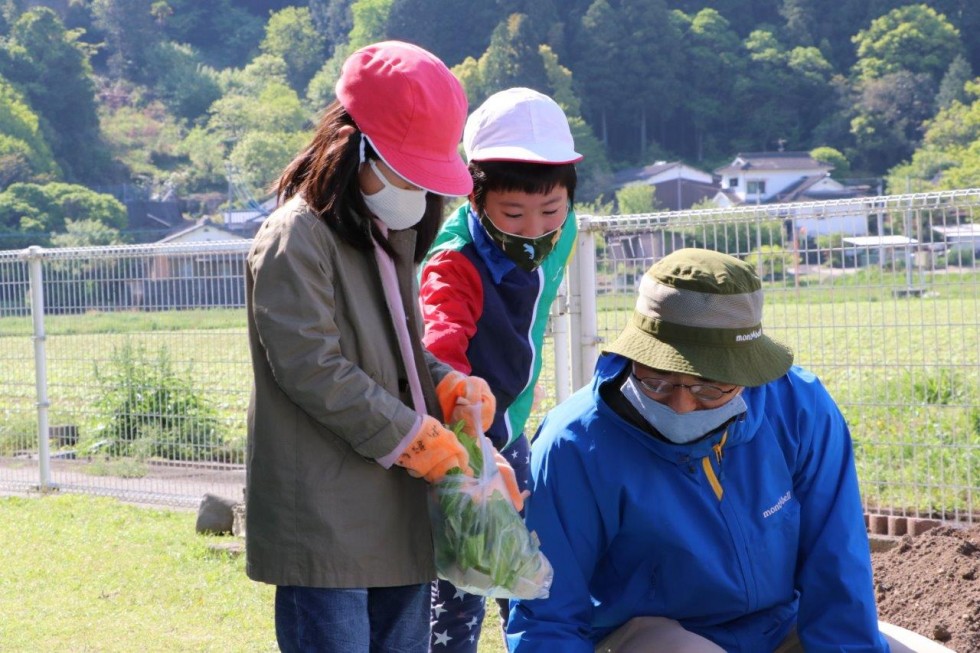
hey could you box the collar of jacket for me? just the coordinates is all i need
[592,353,762,464]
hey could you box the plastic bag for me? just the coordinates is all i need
[428,421,553,600]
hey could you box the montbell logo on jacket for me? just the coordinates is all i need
[420,204,576,450]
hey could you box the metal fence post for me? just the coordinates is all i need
[576,216,600,388]
[25,246,52,491]
[551,277,571,405]
[567,222,583,390]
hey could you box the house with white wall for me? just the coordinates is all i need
[714,151,837,205]
[713,151,871,239]
[221,195,277,237]
[932,224,980,253]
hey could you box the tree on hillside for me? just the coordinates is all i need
[0,76,59,184]
[887,79,980,192]
[303,0,394,112]
[478,14,551,101]
[852,4,962,83]
[347,0,394,51]
[936,54,973,111]
[618,0,683,160]
[309,0,354,57]
[732,29,834,153]
[839,5,964,174]
[574,0,619,149]
[154,0,264,70]
[616,183,660,214]
[386,0,503,67]
[539,44,610,201]
[0,182,126,246]
[509,0,565,53]
[144,42,221,123]
[91,0,162,82]
[775,0,902,71]
[810,146,851,179]
[675,8,745,161]
[539,45,581,118]
[668,0,782,39]
[50,218,122,247]
[574,0,683,163]
[779,0,819,46]
[98,97,185,193]
[929,0,980,74]
[200,54,312,193]
[451,14,552,108]
[0,8,112,183]
[850,70,937,173]
[260,7,325,93]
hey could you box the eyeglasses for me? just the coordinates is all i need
[632,373,739,401]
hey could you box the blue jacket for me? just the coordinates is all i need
[507,353,888,653]
[420,204,576,449]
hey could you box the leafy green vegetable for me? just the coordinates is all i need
[429,426,552,599]
[450,420,483,476]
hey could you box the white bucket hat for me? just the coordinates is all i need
[463,87,583,164]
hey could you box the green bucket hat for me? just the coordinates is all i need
[603,248,793,387]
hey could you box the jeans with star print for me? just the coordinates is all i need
[428,434,532,652]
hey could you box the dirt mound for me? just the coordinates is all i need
[873,525,980,652]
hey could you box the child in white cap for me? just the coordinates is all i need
[245,40,518,653]
[419,87,584,652]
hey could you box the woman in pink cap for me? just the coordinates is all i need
[244,40,518,652]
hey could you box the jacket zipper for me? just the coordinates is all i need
[701,430,728,500]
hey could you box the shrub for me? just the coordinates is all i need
[945,247,976,267]
[92,341,224,461]
[909,368,969,405]
[746,244,796,281]
[0,412,34,455]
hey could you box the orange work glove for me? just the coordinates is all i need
[436,371,496,436]
[395,415,472,483]
[492,449,525,512]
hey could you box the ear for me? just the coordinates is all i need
[468,194,478,213]
[337,124,356,138]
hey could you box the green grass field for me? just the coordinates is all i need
[0,494,508,653]
[1,269,978,514]
[0,269,977,650]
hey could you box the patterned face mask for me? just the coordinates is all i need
[478,211,565,272]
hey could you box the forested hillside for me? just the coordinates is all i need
[1,0,978,246]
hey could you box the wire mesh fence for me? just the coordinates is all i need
[0,242,252,508]
[564,189,980,523]
[1,189,978,519]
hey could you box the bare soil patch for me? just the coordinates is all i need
[873,525,980,652]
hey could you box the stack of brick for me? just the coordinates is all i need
[865,513,942,553]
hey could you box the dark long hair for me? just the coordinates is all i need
[275,100,445,263]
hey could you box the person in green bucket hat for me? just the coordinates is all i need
[506,248,943,652]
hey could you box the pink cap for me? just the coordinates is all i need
[336,41,473,196]
[463,87,583,164]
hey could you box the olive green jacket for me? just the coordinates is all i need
[245,196,452,587]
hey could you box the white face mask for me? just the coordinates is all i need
[362,159,427,230]
[621,374,747,444]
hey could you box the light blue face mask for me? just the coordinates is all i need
[621,374,747,444]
